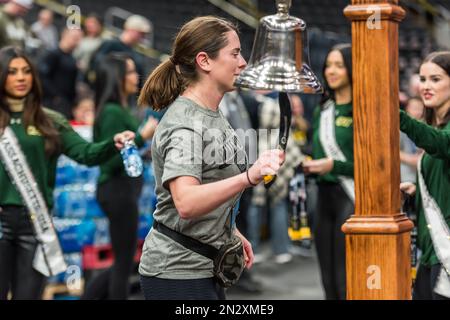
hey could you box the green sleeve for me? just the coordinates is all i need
[97,106,129,139]
[98,104,144,147]
[47,109,117,166]
[331,160,354,177]
[400,110,450,160]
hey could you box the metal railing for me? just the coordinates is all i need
[206,0,260,28]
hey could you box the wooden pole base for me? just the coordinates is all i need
[343,215,414,299]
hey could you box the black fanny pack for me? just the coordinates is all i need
[153,220,245,288]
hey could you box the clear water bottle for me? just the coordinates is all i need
[121,140,143,177]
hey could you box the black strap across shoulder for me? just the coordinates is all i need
[153,220,219,261]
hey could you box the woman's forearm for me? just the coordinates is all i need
[400,110,450,159]
[171,172,250,219]
[399,151,420,167]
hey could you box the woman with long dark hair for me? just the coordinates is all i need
[82,53,157,300]
[400,51,450,300]
[0,46,134,300]
[303,43,354,300]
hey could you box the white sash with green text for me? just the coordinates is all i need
[0,126,67,277]
[417,155,450,297]
[319,100,355,202]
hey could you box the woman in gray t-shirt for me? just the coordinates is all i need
[137,16,284,300]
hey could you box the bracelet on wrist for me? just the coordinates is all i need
[246,170,258,187]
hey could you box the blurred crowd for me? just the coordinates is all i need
[0,0,442,299]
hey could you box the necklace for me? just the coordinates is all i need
[186,90,216,111]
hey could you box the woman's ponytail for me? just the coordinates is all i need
[138,59,182,111]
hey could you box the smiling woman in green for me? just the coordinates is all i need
[400,51,450,300]
[303,44,354,300]
[0,46,134,300]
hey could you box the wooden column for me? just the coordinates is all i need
[342,0,414,299]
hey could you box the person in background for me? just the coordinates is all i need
[81,52,157,300]
[288,93,317,245]
[0,0,36,51]
[87,14,151,88]
[408,74,421,99]
[74,13,105,75]
[303,44,354,300]
[247,92,303,265]
[400,96,424,183]
[31,9,58,52]
[71,96,95,127]
[290,94,310,149]
[39,28,83,119]
[219,91,262,293]
[0,46,134,300]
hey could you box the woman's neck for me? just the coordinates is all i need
[7,97,26,112]
[182,83,223,111]
[120,92,129,108]
[435,100,450,126]
[334,85,352,105]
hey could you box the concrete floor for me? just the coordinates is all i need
[227,243,324,300]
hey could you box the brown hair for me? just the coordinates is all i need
[0,46,60,156]
[138,16,238,111]
[421,51,450,128]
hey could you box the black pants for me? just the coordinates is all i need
[0,205,46,300]
[140,275,226,300]
[82,175,143,300]
[413,263,450,300]
[314,183,354,300]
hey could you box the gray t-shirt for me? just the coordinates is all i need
[139,96,247,279]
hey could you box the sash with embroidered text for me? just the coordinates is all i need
[0,126,67,276]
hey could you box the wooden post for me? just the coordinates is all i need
[342,0,414,299]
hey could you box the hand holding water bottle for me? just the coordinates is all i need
[121,139,144,177]
[113,130,136,150]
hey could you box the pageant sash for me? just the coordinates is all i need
[0,127,67,276]
[319,100,355,202]
[417,155,450,297]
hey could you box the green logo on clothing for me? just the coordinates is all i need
[335,116,353,128]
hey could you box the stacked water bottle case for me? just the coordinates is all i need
[48,125,156,290]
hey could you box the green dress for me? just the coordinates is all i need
[400,110,450,266]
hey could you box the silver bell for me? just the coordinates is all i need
[235,0,323,93]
